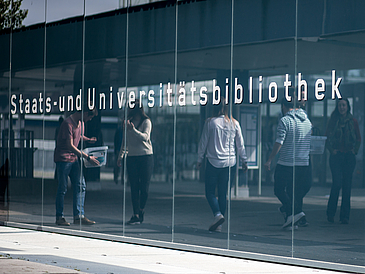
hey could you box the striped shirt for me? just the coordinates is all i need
[276,109,312,166]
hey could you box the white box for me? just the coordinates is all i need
[83,146,108,168]
[310,136,327,154]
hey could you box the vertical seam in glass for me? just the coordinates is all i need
[227,0,235,250]
[41,0,48,228]
[172,0,179,243]
[7,0,13,211]
[258,106,262,196]
[78,0,86,230]
[292,0,299,257]
[123,0,130,237]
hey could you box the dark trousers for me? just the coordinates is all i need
[274,164,311,216]
[205,161,230,217]
[0,159,9,208]
[126,155,154,215]
[327,152,356,221]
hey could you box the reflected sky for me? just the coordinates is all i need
[20,0,155,26]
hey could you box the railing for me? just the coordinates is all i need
[0,130,36,178]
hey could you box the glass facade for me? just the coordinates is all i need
[1,0,364,272]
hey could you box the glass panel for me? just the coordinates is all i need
[0,16,11,225]
[173,1,233,249]
[5,1,46,227]
[1,1,364,271]
[121,2,176,241]
[78,2,128,234]
[294,0,365,266]
[45,0,85,229]
[230,0,297,257]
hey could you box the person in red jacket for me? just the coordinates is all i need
[54,108,99,226]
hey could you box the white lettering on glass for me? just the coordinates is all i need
[8,70,343,114]
[315,79,325,101]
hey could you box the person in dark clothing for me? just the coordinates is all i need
[54,116,64,180]
[0,159,9,222]
[326,98,361,224]
[118,100,153,225]
[114,123,124,184]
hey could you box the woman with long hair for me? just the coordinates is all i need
[118,99,154,225]
[197,97,248,232]
[326,98,361,224]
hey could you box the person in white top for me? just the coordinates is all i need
[197,98,248,232]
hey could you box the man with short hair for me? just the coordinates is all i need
[54,108,99,226]
[265,98,312,229]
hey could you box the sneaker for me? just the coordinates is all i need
[209,214,225,232]
[74,216,96,225]
[296,216,309,227]
[282,212,305,228]
[126,215,141,225]
[327,216,334,223]
[284,224,298,231]
[215,225,222,232]
[56,217,70,226]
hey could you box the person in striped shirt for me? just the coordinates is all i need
[265,98,312,229]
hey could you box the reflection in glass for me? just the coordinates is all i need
[293,0,365,266]
[1,0,364,271]
[325,98,361,225]
[118,1,176,242]
[119,99,154,225]
[54,108,98,226]
[197,98,248,233]
[264,98,312,231]
[173,0,234,249]
[41,0,86,229]
[5,2,46,226]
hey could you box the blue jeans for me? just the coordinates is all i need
[327,152,356,221]
[205,161,230,217]
[55,161,85,218]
